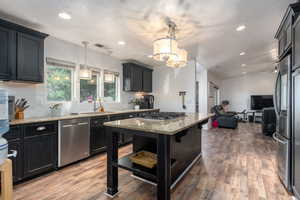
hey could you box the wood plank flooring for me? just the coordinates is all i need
[13,123,292,200]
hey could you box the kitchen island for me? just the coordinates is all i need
[104,113,213,200]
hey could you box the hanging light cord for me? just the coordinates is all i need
[167,21,177,39]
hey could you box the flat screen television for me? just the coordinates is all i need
[250,95,274,110]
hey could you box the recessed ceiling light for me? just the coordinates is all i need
[240,52,246,56]
[236,25,246,32]
[242,71,247,74]
[118,41,126,45]
[241,64,247,67]
[58,12,72,20]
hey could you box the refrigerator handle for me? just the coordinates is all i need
[273,132,288,144]
[294,68,300,76]
[273,72,280,117]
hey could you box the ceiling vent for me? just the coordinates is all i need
[94,43,105,48]
[94,43,112,55]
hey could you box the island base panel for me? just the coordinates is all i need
[132,125,202,184]
[106,128,119,197]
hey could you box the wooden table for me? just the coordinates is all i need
[0,159,13,200]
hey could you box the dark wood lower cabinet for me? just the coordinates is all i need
[23,133,57,178]
[90,117,108,155]
[4,122,58,183]
[5,112,158,184]
[7,141,23,182]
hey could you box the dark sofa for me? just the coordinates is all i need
[211,105,238,129]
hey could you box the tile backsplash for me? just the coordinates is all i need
[1,81,132,118]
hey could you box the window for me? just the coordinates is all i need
[47,65,73,102]
[80,72,100,102]
[103,71,119,102]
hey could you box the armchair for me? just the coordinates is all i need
[211,105,238,129]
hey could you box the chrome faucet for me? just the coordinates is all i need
[93,98,100,112]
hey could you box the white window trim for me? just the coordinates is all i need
[103,70,120,103]
[79,70,101,103]
[46,64,75,103]
[45,59,121,104]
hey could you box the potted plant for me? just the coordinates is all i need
[129,98,142,110]
[49,103,62,117]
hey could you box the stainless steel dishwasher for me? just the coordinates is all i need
[58,118,90,167]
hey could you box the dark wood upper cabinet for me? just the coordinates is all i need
[17,32,44,82]
[0,18,48,83]
[132,65,143,91]
[0,26,16,80]
[142,68,153,93]
[123,62,153,92]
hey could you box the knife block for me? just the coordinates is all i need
[15,111,24,120]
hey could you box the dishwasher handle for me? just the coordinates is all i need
[62,124,74,128]
[77,122,89,126]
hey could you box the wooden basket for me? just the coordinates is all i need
[129,151,157,169]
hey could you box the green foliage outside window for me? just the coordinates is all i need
[47,66,72,101]
[104,74,118,102]
[80,74,98,102]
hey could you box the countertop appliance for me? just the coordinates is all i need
[273,54,291,191]
[58,118,90,167]
[140,95,154,109]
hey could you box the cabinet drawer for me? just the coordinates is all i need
[24,122,57,137]
[91,117,109,127]
[4,126,22,142]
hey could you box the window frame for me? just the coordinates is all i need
[46,64,75,103]
[45,59,121,104]
[103,71,120,103]
[79,70,101,103]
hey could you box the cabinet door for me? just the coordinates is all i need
[0,26,16,80]
[17,32,44,82]
[143,69,153,92]
[123,64,132,91]
[23,134,57,178]
[8,141,23,182]
[132,65,143,91]
[90,119,107,154]
[294,18,300,70]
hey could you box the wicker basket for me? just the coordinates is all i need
[129,151,157,168]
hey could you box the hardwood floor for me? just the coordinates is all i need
[13,123,292,200]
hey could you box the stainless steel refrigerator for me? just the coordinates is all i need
[273,54,291,192]
[292,61,300,198]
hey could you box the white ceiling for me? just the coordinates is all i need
[0,0,295,79]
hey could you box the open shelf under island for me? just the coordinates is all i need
[104,113,214,200]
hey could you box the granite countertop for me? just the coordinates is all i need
[104,113,214,135]
[10,109,159,125]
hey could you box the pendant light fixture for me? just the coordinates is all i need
[80,41,92,80]
[153,21,178,62]
[152,19,188,67]
[166,48,188,68]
